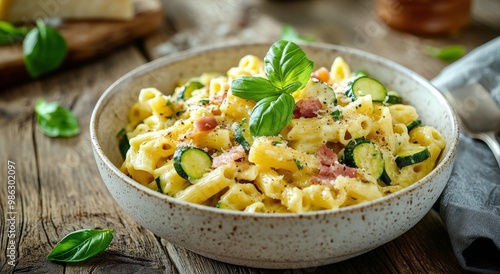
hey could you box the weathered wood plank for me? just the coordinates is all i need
[0,46,177,274]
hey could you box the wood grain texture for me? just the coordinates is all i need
[1,0,499,273]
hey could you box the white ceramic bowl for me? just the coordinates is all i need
[90,42,459,269]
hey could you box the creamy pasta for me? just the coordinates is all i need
[119,49,445,213]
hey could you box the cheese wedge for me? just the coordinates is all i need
[0,0,134,22]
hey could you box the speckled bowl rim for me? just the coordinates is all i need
[90,41,459,220]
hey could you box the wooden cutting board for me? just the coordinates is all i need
[0,0,164,89]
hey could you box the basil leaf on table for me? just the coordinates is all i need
[249,93,295,136]
[35,99,80,137]
[48,229,115,262]
[0,21,30,45]
[424,45,466,63]
[230,40,314,137]
[280,24,315,44]
[23,18,68,78]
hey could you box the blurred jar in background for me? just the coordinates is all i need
[376,0,472,36]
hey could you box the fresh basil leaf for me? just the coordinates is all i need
[0,21,30,45]
[35,99,80,137]
[249,93,295,136]
[264,40,314,92]
[280,24,315,43]
[23,19,68,78]
[47,228,114,262]
[231,76,280,101]
[424,45,465,62]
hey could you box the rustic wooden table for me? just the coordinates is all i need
[1,0,499,273]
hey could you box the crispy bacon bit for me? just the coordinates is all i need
[211,146,246,168]
[194,116,217,131]
[311,67,330,83]
[293,98,322,118]
[311,145,357,183]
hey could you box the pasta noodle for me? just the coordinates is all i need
[119,51,446,213]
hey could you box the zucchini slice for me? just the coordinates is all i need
[173,146,212,181]
[395,146,430,168]
[235,119,253,151]
[380,169,392,185]
[177,81,204,101]
[117,128,130,159]
[155,177,163,193]
[385,91,403,105]
[346,76,387,102]
[406,119,421,132]
[343,138,384,179]
[353,69,369,78]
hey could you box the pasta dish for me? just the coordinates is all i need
[118,41,445,213]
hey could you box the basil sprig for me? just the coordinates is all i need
[231,40,314,136]
[48,228,114,262]
[35,99,80,137]
[23,19,68,78]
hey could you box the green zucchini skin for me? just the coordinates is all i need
[380,170,392,185]
[395,146,430,168]
[235,119,253,151]
[385,91,403,105]
[406,120,422,132]
[155,177,163,193]
[345,76,387,102]
[343,137,385,179]
[177,81,204,101]
[173,146,212,181]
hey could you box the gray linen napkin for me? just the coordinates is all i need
[431,36,500,274]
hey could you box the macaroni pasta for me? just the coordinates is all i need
[120,54,446,213]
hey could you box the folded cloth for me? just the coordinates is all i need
[431,36,500,274]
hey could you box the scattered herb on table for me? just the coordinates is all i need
[280,24,315,43]
[48,228,115,263]
[35,99,80,137]
[0,21,30,45]
[231,40,314,136]
[23,18,68,78]
[424,45,466,62]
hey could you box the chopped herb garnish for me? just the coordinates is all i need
[294,159,304,170]
[330,109,343,121]
[199,99,210,105]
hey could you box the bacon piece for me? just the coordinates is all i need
[311,145,357,183]
[194,116,217,131]
[211,146,246,168]
[294,98,322,118]
[318,145,338,166]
